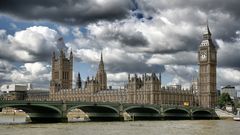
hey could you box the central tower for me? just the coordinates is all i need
[198,24,217,108]
[50,49,73,93]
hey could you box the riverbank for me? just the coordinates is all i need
[215,109,234,119]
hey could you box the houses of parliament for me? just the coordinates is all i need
[49,25,217,108]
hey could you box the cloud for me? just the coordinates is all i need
[216,32,240,68]
[57,25,70,35]
[0,60,14,73]
[9,62,51,88]
[0,60,15,83]
[10,23,17,30]
[164,65,198,88]
[88,21,149,47]
[217,67,240,89]
[0,26,61,62]
[1,0,240,89]
[71,47,165,74]
[0,60,51,88]
[163,65,240,90]
[107,72,128,88]
[0,0,135,25]
[147,51,197,65]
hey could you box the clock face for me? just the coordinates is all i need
[200,50,207,61]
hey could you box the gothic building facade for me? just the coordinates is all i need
[48,24,217,108]
[127,73,193,105]
[49,50,193,106]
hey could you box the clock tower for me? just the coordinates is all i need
[198,24,217,108]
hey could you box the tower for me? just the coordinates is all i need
[96,52,107,90]
[50,49,73,93]
[76,72,82,89]
[198,23,217,108]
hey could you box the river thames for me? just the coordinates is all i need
[0,116,239,135]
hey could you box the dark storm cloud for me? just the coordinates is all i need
[216,39,240,68]
[107,61,165,74]
[105,30,149,47]
[139,0,240,41]
[0,0,135,25]
[139,0,240,16]
[0,61,14,73]
[145,35,201,54]
[118,31,148,47]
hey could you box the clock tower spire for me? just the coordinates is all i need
[198,23,217,108]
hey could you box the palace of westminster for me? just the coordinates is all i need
[30,25,217,108]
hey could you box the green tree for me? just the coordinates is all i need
[218,93,234,108]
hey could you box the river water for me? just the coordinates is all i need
[0,115,240,135]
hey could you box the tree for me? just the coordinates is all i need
[218,93,234,108]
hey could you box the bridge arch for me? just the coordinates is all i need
[67,105,119,121]
[124,106,160,120]
[192,110,212,119]
[67,104,119,113]
[124,106,160,114]
[163,108,190,119]
[0,104,61,114]
[0,104,63,123]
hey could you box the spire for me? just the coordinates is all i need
[203,19,212,40]
[159,72,162,88]
[76,72,82,89]
[159,72,161,82]
[70,49,73,59]
[96,51,107,90]
[98,51,104,69]
[60,48,65,57]
[101,51,103,62]
[52,51,55,59]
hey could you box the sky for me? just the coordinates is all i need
[0,0,239,90]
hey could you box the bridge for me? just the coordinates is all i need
[0,100,218,123]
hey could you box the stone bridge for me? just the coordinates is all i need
[0,100,218,123]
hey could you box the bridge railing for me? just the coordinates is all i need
[0,98,201,108]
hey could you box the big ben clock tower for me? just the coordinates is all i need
[198,24,217,108]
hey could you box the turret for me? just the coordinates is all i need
[60,48,65,58]
[76,72,82,89]
[70,50,73,61]
[52,51,55,60]
[159,72,162,88]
